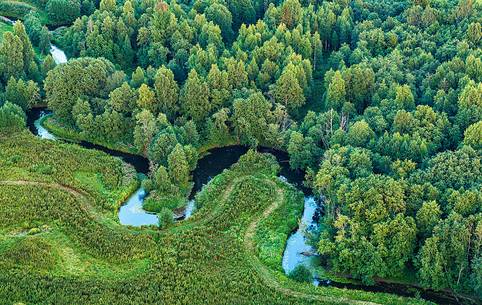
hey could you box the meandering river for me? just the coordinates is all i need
[24,54,468,305]
[27,108,467,305]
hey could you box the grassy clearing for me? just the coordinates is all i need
[0,132,429,304]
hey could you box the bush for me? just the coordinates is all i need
[157,207,174,229]
[0,101,26,132]
[46,0,80,25]
[288,265,312,283]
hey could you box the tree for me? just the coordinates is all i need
[148,131,178,165]
[232,92,273,146]
[167,144,189,188]
[38,27,51,55]
[463,121,482,150]
[280,0,302,29]
[346,120,374,147]
[137,84,157,113]
[456,81,482,131]
[418,213,477,292]
[5,78,39,110]
[46,0,81,25]
[272,65,305,112]
[416,201,442,237]
[226,58,248,89]
[0,102,26,132]
[343,64,375,112]
[327,71,346,111]
[154,66,179,119]
[134,110,157,155]
[154,165,172,193]
[42,55,56,78]
[205,3,234,42]
[45,57,117,123]
[13,21,35,76]
[207,64,230,112]
[158,207,174,229]
[0,32,24,82]
[109,82,137,113]
[99,0,116,12]
[131,67,145,88]
[287,131,319,170]
[395,84,415,110]
[467,22,481,46]
[180,69,210,123]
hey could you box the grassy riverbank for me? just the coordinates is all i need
[0,132,428,304]
[0,0,51,25]
[42,114,141,155]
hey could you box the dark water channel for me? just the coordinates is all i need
[26,109,472,305]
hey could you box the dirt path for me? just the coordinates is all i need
[243,180,381,305]
[0,180,107,224]
[1,178,380,304]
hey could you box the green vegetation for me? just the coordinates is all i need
[0,19,12,40]
[0,0,481,302]
[0,0,84,26]
[0,136,427,304]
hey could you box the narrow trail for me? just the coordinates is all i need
[243,180,381,305]
[1,178,381,304]
[0,180,110,224]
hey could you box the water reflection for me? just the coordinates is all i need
[282,196,320,275]
[118,188,158,226]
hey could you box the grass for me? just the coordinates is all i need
[0,131,430,304]
[0,0,50,24]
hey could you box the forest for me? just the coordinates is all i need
[0,0,480,304]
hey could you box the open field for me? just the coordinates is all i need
[0,132,427,304]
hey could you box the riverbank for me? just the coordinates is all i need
[29,109,477,304]
[42,114,141,156]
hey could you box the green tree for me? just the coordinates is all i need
[137,84,157,113]
[134,109,157,155]
[395,84,415,110]
[207,64,230,111]
[108,82,137,113]
[327,70,346,111]
[46,0,81,25]
[180,69,210,123]
[0,32,24,81]
[463,121,482,150]
[346,120,374,147]
[45,57,117,123]
[131,67,145,88]
[232,92,273,146]
[0,102,26,132]
[280,0,302,29]
[167,144,190,188]
[5,78,39,110]
[154,165,172,193]
[416,201,442,237]
[158,207,174,229]
[272,65,305,112]
[154,66,179,119]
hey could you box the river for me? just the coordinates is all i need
[24,51,471,305]
[26,106,470,305]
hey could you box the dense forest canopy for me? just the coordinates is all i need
[0,0,481,302]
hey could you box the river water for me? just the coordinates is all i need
[25,63,469,305]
